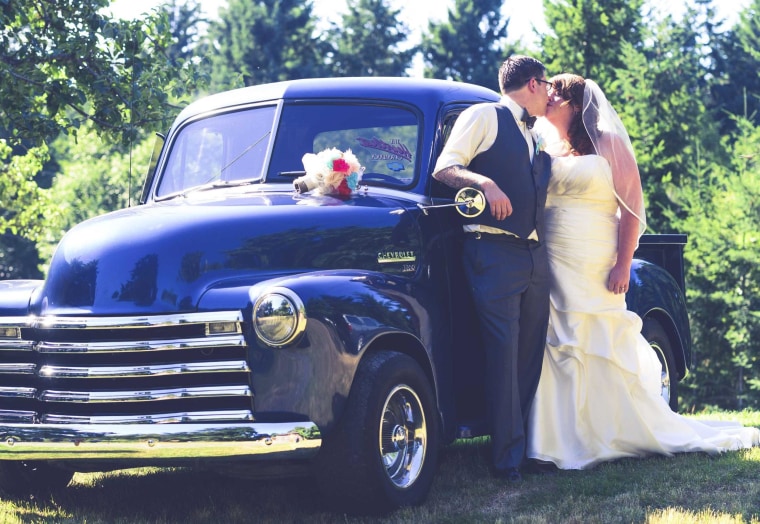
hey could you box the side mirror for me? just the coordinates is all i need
[417,187,486,218]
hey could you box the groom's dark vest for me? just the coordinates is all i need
[468,104,550,241]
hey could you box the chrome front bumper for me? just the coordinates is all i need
[0,422,321,461]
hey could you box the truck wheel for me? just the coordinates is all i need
[0,461,74,495]
[315,351,438,515]
[642,317,679,412]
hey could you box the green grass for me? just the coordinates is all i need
[0,410,758,523]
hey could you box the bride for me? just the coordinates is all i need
[526,73,760,470]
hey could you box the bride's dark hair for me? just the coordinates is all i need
[551,74,595,155]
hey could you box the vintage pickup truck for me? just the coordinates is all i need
[0,77,690,513]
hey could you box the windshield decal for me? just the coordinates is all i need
[356,137,412,163]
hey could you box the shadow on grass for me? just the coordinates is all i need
[1,436,758,523]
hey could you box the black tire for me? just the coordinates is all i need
[314,351,439,515]
[0,461,74,495]
[642,317,679,412]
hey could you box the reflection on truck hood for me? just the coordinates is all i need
[37,190,422,315]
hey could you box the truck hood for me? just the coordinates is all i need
[37,189,422,315]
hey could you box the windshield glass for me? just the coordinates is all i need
[156,105,276,197]
[155,102,419,197]
[267,103,419,187]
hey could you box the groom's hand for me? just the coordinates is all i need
[481,180,513,220]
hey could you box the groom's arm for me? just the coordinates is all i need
[433,105,512,220]
[433,166,512,220]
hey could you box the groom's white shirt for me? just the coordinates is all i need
[433,95,538,240]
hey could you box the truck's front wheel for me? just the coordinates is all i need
[315,351,438,515]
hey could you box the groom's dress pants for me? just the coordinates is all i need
[462,233,550,471]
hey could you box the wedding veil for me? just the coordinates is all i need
[582,80,647,237]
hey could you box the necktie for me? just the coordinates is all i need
[521,108,536,129]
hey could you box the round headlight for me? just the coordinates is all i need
[252,288,306,347]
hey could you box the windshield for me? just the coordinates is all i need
[268,103,419,187]
[156,102,419,197]
[156,105,276,197]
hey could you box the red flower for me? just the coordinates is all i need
[332,158,350,173]
[336,179,351,196]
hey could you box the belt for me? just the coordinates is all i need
[466,231,538,245]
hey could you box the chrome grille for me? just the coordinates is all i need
[0,312,252,424]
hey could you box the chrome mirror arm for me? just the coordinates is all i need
[416,187,486,218]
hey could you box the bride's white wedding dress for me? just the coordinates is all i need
[526,154,760,470]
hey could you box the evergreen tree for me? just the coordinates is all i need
[664,118,760,409]
[207,0,330,90]
[420,0,512,90]
[326,0,415,77]
[540,0,644,88]
[164,0,208,66]
[710,0,760,132]
[612,8,723,231]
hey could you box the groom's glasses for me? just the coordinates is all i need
[533,78,554,92]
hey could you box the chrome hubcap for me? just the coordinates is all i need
[379,385,426,488]
[651,342,671,405]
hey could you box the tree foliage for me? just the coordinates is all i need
[420,0,512,90]
[0,141,59,243]
[207,0,329,90]
[612,8,724,231]
[0,0,206,146]
[165,0,209,66]
[710,0,760,132]
[325,0,415,77]
[541,0,644,87]
[664,118,760,409]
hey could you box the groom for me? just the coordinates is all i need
[432,55,552,481]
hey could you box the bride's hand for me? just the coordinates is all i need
[608,264,630,294]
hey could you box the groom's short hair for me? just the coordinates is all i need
[499,55,546,94]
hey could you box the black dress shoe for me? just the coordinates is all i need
[493,466,522,482]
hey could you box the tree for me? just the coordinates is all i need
[0,142,58,245]
[206,0,330,90]
[710,0,760,132]
[664,118,760,410]
[325,0,415,77]
[165,0,209,66]
[420,0,513,90]
[0,0,206,146]
[540,0,644,88]
[612,7,724,231]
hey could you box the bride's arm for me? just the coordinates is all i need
[608,208,639,294]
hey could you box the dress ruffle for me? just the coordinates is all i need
[527,155,759,470]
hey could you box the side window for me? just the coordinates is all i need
[431,108,467,199]
[440,111,462,148]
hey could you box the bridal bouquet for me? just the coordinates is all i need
[295,148,363,196]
